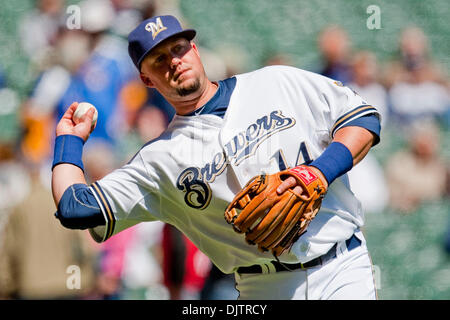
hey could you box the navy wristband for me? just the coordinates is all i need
[52,135,85,172]
[310,142,353,185]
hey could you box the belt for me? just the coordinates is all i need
[236,234,362,274]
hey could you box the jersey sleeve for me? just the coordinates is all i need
[339,114,381,146]
[318,78,381,139]
[88,152,160,243]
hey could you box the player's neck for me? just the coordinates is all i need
[171,80,219,116]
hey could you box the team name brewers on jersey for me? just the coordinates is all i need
[176,110,295,209]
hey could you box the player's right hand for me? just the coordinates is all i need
[56,102,96,142]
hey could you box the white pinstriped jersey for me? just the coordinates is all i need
[89,65,380,274]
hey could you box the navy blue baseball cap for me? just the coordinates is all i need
[128,15,196,71]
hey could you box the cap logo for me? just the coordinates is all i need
[145,17,168,40]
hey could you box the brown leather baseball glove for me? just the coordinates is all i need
[224,165,327,257]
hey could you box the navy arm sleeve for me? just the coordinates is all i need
[55,183,106,229]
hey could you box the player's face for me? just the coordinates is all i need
[140,37,206,100]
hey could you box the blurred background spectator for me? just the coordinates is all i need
[18,0,64,70]
[385,121,448,213]
[384,26,449,128]
[317,25,352,84]
[0,0,449,300]
[0,143,97,300]
[0,142,30,245]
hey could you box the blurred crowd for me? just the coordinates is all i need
[0,0,449,300]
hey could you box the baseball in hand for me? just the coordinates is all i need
[73,102,98,127]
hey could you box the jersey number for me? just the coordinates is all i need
[271,141,313,170]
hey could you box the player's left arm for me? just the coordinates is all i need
[278,72,382,194]
[333,125,375,167]
[277,118,379,194]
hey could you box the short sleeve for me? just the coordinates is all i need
[339,114,381,146]
[319,79,381,138]
[88,152,159,242]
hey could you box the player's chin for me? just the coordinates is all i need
[175,78,201,97]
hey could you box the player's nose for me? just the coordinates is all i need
[170,56,182,69]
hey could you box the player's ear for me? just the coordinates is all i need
[191,42,200,56]
[140,72,154,88]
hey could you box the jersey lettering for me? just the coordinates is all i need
[228,110,296,165]
[176,167,212,210]
[176,110,296,210]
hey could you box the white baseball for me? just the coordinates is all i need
[73,102,98,126]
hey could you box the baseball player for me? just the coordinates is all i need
[51,15,381,300]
